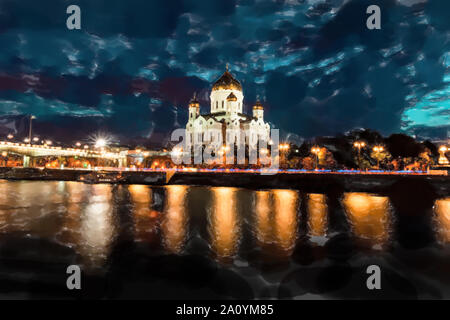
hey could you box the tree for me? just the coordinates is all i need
[385,134,423,158]
[301,156,315,170]
[288,157,301,169]
[418,149,434,170]
[370,149,391,169]
[318,148,337,169]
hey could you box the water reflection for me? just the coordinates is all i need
[208,187,240,261]
[77,184,116,270]
[129,185,160,244]
[253,190,299,256]
[342,192,392,246]
[434,198,450,244]
[272,190,299,253]
[306,193,328,237]
[0,181,69,236]
[254,191,271,246]
[0,180,448,283]
[161,185,188,253]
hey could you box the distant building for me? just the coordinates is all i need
[185,66,270,160]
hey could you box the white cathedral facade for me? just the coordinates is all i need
[185,66,271,160]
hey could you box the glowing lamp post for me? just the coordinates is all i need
[372,145,384,168]
[7,134,13,140]
[219,145,230,165]
[1,151,7,167]
[311,146,320,170]
[279,143,290,168]
[438,145,449,165]
[95,138,106,148]
[353,141,366,170]
[28,115,36,145]
[171,147,183,167]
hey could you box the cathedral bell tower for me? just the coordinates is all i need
[188,93,200,120]
[252,100,264,120]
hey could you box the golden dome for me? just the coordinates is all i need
[227,92,237,101]
[253,100,263,110]
[189,102,200,108]
[212,66,242,92]
[189,93,199,108]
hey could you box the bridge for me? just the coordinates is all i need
[0,141,128,167]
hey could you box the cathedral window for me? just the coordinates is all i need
[216,101,218,109]
[222,101,224,108]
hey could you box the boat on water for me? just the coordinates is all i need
[78,171,125,184]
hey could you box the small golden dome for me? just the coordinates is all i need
[227,92,237,101]
[189,93,200,108]
[253,100,263,110]
[212,66,242,92]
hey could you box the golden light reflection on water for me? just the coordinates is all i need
[209,187,240,260]
[0,181,118,270]
[161,185,188,253]
[307,193,328,237]
[342,193,392,245]
[129,185,160,244]
[76,184,116,269]
[254,191,271,245]
[272,190,299,253]
[0,181,72,236]
[434,198,450,244]
[253,190,299,256]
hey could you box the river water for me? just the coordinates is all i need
[0,180,448,299]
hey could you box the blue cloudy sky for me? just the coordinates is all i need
[0,0,448,145]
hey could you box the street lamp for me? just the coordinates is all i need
[95,138,106,148]
[279,143,290,168]
[311,146,320,170]
[372,145,384,168]
[75,142,81,147]
[353,141,366,169]
[28,115,36,144]
[7,134,13,140]
[438,145,449,165]
[171,147,183,157]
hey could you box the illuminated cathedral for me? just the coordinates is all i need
[185,66,270,156]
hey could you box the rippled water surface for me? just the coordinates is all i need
[0,180,448,299]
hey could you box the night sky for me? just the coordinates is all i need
[0,0,448,146]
